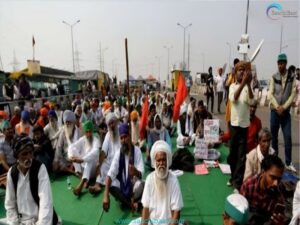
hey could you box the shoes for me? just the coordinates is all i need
[226,181,232,186]
[286,163,297,173]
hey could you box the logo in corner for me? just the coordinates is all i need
[266,3,283,20]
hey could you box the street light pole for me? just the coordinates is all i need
[226,42,232,70]
[62,19,80,73]
[164,45,173,82]
[177,22,192,70]
[202,53,205,72]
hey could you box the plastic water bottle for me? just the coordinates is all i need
[67,177,71,190]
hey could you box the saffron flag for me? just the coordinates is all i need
[32,36,35,46]
[139,95,149,140]
[173,72,188,122]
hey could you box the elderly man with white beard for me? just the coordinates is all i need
[44,110,62,151]
[129,140,184,225]
[102,123,144,211]
[53,110,81,175]
[88,112,120,194]
[68,120,100,195]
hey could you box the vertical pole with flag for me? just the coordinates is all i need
[173,72,188,123]
[32,35,35,61]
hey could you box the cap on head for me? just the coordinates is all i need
[277,53,287,62]
[119,123,129,136]
[21,111,30,121]
[83,120,94,134]
[224,193,249,225]
[150,140,172,169]
[48,109,57,118]
[12,134,34,158]
[63,110,76,123]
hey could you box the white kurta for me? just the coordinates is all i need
[68,135,100,180]
[107,145,144,188]
[96,132,121,185]
[136,172,183,225]
[5,164,53,225]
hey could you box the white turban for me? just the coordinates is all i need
[225,193,249,225]
[106,112,117,124]
[63,110,76,123]
[150,140,172,169]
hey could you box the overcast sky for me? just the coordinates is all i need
[0,0,298,81]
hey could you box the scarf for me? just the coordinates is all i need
[117,145,135,200]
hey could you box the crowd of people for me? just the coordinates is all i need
[0,53,299,225]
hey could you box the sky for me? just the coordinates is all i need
[0,0,299,82]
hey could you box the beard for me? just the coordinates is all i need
[109,127,119,143]
[85,135,93,149]
[18,158,32,169]
[155,166,167,199]
[64,124,75,141]
[50,120,58,130]
[121,144,129,155]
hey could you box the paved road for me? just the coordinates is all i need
[190,92,300,174]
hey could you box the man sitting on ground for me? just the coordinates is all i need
[53,110,81,175]
[32,125,55,172]
[102,123,144,211]
[68,120,100,195]
[244,128,275,181]
[223,193,249,225]
[88,112,120,194]
[3,134,59,224]
[146,114,171,167]
[129,140,184,225]
[240,155,286,225]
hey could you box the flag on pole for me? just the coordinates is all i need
[32,36,35,46]
[139,95,149,140]
[173,72,188,122]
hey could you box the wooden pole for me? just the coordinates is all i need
[125,38,131,130]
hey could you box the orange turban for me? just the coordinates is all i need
[40,107,48,117]
[130,110,139,121]
[0,111,7,119]
[103,101,111,112]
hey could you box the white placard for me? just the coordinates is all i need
[204,119,219,143]
[194,138,208,159]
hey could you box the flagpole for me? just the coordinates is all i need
[32,36,35,61]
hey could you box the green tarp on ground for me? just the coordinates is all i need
[0,142,233,225]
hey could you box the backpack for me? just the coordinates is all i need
[11,160,58,225]
[171,148,195,172]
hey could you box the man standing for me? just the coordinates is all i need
[206,67,214,113]
[215,68,225,113]
[68,121,100,195]
[102,123,144,211]
[240,155,286,225]
[4,134,57,224]
[227,61,254,190]
[129,140,183,225]
[268,53,296,172]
